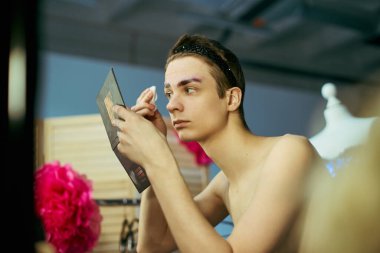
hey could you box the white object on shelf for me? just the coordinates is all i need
[309,83,377,160]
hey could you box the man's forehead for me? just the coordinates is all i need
[164,57,212,87]
[166,56,208,73]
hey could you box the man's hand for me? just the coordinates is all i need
[131,87,167,136]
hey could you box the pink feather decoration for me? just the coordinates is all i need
[34,161,102,253]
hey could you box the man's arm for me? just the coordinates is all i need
[137,187,176,253]
[137,171,229,253]
[144,157,234,253]
[227,135,317,252]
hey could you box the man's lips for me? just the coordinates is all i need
[172,120,190,129]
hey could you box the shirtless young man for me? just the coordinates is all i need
[112,34,320,253]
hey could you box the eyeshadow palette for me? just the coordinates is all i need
[96,68,150,193]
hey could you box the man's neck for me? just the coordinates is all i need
[199,123,261,183]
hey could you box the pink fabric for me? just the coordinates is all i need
[34,161,102,253]
[174,131,213,166]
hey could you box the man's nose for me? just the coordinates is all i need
[166,94,183,113]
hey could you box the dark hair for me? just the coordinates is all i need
[166,34,249,130]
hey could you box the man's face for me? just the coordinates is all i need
[164,56,228,142]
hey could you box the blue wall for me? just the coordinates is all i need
[36,51,323,237]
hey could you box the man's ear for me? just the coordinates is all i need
[226,87,242,112]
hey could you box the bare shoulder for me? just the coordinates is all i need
[274,134,316,157]
[226,135,319,252]
[266,134,318,175]
[278,133,312,147]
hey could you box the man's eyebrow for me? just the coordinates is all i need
[164,77,202,89]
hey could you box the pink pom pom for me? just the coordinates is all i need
[34,161,102,253]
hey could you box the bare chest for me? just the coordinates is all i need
[224,169,261,223]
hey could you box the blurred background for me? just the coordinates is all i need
[40,0,380,90]
[37,0,380,130]
[4,0,380,252]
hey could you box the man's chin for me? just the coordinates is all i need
[176,130,195,142]
[178,135,192,142]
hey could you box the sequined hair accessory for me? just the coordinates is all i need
[173,43,237,86]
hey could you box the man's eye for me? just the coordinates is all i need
[164,91,172,99]
[186,87,195,94]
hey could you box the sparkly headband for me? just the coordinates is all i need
[173,44,238,86]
